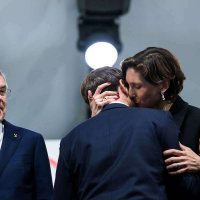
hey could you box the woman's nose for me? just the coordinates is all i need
[128,89,136,98]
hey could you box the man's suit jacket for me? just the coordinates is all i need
[54,103,196,200]
[0,120,53,200]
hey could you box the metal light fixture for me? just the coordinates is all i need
[77,0,131,69]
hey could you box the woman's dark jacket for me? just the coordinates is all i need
[170,95,200,154]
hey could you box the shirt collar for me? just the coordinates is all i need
[109,101,129,107]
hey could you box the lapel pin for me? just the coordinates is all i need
[13,133,18,138]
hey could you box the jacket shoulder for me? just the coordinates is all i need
[187,104,200,114]
[3,120,44,139]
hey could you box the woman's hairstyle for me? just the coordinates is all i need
[81,66,123,104]
[121,47,186,102]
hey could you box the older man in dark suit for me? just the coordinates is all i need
[0,71,53,200]
[53,67,198,200]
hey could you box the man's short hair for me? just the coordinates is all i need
[81,66,123,104]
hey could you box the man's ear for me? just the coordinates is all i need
[119,79,129,96]
[159,80,169,93]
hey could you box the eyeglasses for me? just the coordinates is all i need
[0,88,11,97]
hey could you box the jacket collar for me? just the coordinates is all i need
[101,97,189,129]
[0,120,22,176]
[170,96,189,128]
[101,103,128,112]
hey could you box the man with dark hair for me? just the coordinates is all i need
[81,67,123,105]
[53,66,197,200]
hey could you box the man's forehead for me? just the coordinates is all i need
[0,75,6,86]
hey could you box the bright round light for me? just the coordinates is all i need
[85,42,118,69]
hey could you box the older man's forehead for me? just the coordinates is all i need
[0,75,6,87]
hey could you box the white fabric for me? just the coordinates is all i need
[0,123,4,149]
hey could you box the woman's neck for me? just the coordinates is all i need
[159,101,173,111]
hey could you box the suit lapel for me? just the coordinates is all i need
[0,120,22,176]
[170,96,188,129]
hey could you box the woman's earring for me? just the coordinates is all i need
[161,91,165,101]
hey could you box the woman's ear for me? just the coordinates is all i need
[119,79,129,96]
[160,80,170,93]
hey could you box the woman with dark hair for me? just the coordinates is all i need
[89,47,200,175]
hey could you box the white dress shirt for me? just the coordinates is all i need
[0,123,4,149]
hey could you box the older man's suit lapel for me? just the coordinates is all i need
[0,120,22,176]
